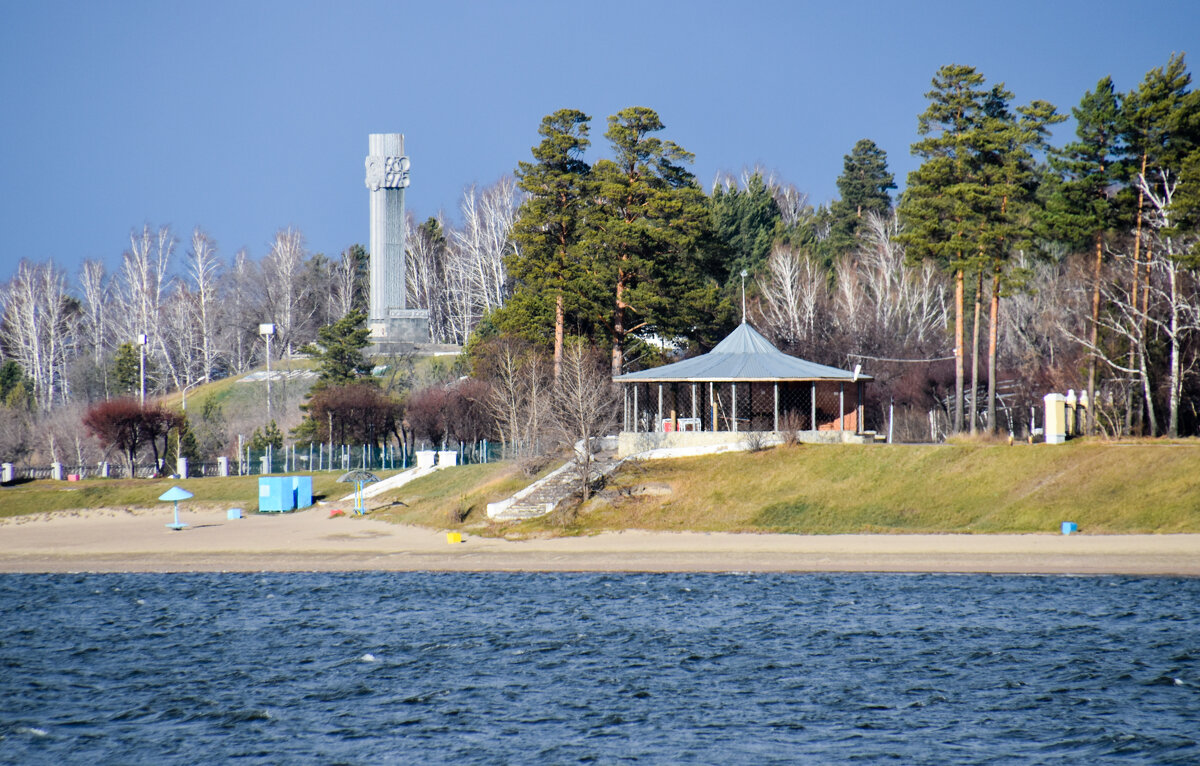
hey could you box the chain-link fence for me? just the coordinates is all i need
[2,440,501,482]
[623,381,863,433]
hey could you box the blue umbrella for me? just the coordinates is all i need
[159,486,194,530]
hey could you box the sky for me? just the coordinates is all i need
[1,0,1197,284]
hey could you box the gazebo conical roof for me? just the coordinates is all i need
[612,323,870,383]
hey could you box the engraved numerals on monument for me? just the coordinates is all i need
[364,155,411,192]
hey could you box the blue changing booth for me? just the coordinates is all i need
[292,475,313,509]
[258,476,294,513]
[258,475,313,513]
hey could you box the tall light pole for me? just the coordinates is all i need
[740,270,748,324]
[259,323,275,425]
[137,333,149,405]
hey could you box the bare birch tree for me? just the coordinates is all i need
[551,341,618,503]
[115,224,175,394]
[1,260,74,409]
[262,227,310,356]
[185,227,222,382]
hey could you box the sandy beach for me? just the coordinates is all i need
[0,506,1197,574]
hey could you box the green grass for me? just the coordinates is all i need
[372,461,551,531]
[0,471,384,518]
[6,440,1199,535]
[536,440,1200,535]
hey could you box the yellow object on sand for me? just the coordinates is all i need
[446,532,463,544]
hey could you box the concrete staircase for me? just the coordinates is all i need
[487,451,622,521]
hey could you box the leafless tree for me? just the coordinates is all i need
[406,212,450,342]
[551,341,618,502]
[444,178,521,342]
[262,227,311,356]
[1,260,75,409]
[221,248,262,373]
[486,341,551,461]
[185,227,223,382]
[1139,168,1200,437]
[757,243,823,346]
[78,259,110,368]
[114,224,175,395]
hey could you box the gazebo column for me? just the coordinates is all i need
[691,383,697,421]
[657,384,663,430]
[857,380,865,434]
[623,385,628,432]
[810,381,816,430]
[633,385,639,432]
[732,383,738,432]
[839,382,845,431]
[709,381,716,431]
[773,382,779,432]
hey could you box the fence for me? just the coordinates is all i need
[1,440,500,482]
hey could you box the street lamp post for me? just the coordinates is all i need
[259,324,275,426]
[137,333,149,405]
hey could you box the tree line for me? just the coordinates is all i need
[4,54,1200,472]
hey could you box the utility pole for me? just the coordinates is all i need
[259,323,275,426]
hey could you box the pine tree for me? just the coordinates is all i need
[898,64,993,433]
[507,109,594,378]
[583,107,726,378]
[828,139,896,254]
[300,308,374,390]
[709,171,782,279]
[1047,76,1124,433]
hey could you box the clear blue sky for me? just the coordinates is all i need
[1,0,1196,283]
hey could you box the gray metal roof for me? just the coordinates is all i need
[613,322,871,383]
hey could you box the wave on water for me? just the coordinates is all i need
[1,572,1198,764]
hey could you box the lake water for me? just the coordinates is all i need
[1,572,1198,764]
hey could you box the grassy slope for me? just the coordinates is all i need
[3,441,1197,535]
[551,441,1200,535]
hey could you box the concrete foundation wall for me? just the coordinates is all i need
[618,429,871,457]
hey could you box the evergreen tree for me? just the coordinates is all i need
[898,64,993,433]
[506,109,595,378]
[300,308,374,390]
[582,107,727,378]
[708,171,781,279]
[1048,76,1124,432]
[977,94,1064,432]
[828,139,896,253]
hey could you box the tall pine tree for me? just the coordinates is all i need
[1048,76,1124,433]
[508,109,594,379]
[898,64,993,433]
[583,107,725,378]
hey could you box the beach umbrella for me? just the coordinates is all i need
[159,486,194,530]
[336,470,379,515]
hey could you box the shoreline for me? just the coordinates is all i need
[1,507,1198,575]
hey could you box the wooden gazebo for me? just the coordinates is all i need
[613,322,871,436]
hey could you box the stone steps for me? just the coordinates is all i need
[488,454,621,521]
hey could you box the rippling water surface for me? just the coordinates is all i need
[1,572,1198,764]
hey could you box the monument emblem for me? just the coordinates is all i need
[365,133,429,349]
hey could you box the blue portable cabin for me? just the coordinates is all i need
[258,476,295,513]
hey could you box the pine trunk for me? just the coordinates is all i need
[554,292,564,381]
[954,269,964,434]
[611,273,626,381]
[970,270,982,435]
[987,270,1000,434]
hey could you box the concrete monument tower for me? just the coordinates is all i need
[365,133,429,349]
